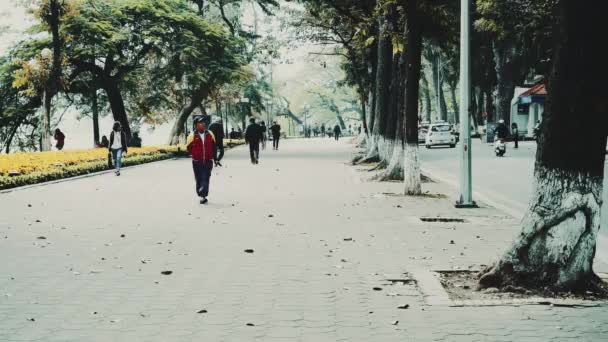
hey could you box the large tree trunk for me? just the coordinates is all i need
[450,84,459,124]
[359,32,381,163]
[38,0,63,152]
[92,88,99,146]
[402,0,422,195]
[377,49,406,181]
[421,74,432,122]
[430,51,445,122]
[168,87,208,145]
[479,1,608,292]
[103,79,132,141]
[359,88,368,135]
[484,89,494,124]
[40,90,52,151]
[439,82,448,122]
[373,12,393,165]
[493,41,519,127]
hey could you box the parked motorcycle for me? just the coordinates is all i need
[495,138,506,157]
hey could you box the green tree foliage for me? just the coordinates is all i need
[0,40,49,152]
[474,0,555,124]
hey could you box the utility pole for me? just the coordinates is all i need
[436,53,441,122]
[456,0,476,208]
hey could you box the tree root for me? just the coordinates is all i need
[368,160,388,171]
[351,154,364,165]
[356,154,381,164]
[373,168,403,181]
[477,263,608,297]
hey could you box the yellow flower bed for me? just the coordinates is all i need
[0,140,245,190]
[0,146,182,177]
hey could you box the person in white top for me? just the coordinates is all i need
[109,122,128,176]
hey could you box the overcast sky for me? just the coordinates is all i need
[0,0,31,55]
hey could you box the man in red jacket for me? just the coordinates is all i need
[187,116,217,204]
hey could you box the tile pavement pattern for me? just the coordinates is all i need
[1,139,607,341]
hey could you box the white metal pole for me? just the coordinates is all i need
[457,0,475,208]
[436,54,441,122]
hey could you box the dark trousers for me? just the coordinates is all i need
[513,135,519,148]
[192,160,213,197]
[334,133,340,141]
[249,142,260,162]
[215,144,225,162]
[272,135,280,149]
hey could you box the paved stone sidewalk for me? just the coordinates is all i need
[0,139,606,341]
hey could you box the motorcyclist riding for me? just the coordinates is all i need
[495,119,509,140]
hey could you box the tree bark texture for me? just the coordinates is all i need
[103,79,132,141]
[480,0,608,291]
[492,41,520,126]
[168,87,209,145]
[374,13,393,140]
[402,0,422,195]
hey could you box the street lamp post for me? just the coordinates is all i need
[456,0,476,208]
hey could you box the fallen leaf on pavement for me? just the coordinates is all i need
[197,309,208,314]
[36,236,46,240]
[161,271,173,275]
[246,323,255,326]
[397,304,410,309]
[244,249,254,253]
[392,320,399,325]
[373,287,383,291]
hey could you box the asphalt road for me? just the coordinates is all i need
[420,139,608,269]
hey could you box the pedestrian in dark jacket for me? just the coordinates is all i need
[260,121,268,150]
[98,135,109,148]
[270,121,281,150]
[245,118,263,164]
[187,116,217,204]
[109,122,128,176]
[495,120,509,140]
[128,132,142,148]
[333,124,342,141]
[208,119,225,166]
[511,122,519,149]
[54,128,65,150]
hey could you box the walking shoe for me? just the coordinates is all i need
[200,197,208,205]
[116,171,120,176]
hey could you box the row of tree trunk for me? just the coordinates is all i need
[355,2,423,195]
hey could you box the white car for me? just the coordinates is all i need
[425,123,456,148]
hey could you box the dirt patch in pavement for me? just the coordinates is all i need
[438,271,608,303]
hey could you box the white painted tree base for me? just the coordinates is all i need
[481,167,603,289]
[403,142,421,195]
